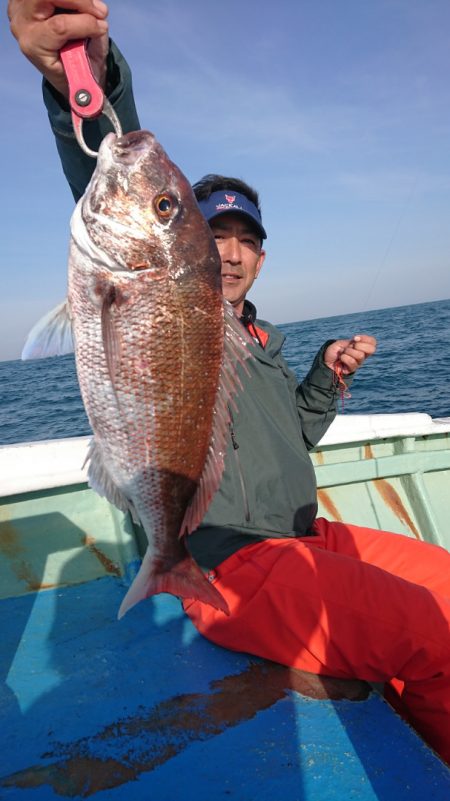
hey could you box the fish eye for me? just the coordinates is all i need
[155,193,176,219]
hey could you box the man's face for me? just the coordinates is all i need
[209,213,265,315]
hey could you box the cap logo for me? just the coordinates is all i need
[225,194,236,204]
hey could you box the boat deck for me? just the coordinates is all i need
[1,414,450,798]
[1,575,450,800]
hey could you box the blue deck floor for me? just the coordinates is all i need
[1,576,449,800]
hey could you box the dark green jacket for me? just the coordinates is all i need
[190,312,339,568]
[43,42,345,569]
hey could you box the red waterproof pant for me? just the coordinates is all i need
[183,519,450,764]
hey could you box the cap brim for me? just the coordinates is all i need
[207,209,267,240]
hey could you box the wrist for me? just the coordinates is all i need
[44,77,71,111]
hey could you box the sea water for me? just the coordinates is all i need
[0,298,448,446]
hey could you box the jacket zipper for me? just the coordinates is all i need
[229,408,251,522]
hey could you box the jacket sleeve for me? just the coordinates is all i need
[42,40,141,202]
[294,340,355,450]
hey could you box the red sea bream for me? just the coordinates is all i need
[23,130,252,618]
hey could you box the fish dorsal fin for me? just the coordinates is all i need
[21,300,74,360]
[180,300,253,536]
[85,438,136,517]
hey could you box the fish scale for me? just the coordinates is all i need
[22,130,253,620]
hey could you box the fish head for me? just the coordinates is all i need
[77,130,221,288]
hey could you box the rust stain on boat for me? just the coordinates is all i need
[0,521,56,591]
[83,535,121,576]
[317,489,343,522]
[1,758,136,798]
[1,662,368,797]
[314,450,325,465]
[364,444,374,459]
[288,667,368,702]
[14,559,58,592]
[0,520,24,558]
[372,479,421,540]
[27,579,59,591]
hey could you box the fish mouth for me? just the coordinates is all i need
[110,130,157,164]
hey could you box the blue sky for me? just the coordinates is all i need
[2,0,450,361]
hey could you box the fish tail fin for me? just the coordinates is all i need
[22,300,74,360]
[118,549,229,619]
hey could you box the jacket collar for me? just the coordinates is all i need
[240,299,258,327]
[240,299,286,360]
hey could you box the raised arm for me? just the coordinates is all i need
[8,0,141,200]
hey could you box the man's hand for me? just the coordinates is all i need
[324,335,377,376]
[8,0,110,97]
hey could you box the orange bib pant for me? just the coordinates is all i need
[183,519,450,764]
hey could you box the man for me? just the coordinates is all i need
[9,0,450,765]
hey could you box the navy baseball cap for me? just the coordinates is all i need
[197,190,267,240]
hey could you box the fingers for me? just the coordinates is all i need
[46,10,109,46]
[350,334,377,356]
[9,0,109,95]
[338,334,377,374]
[9,0,108,25]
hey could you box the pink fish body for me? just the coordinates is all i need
[23,131,251,618]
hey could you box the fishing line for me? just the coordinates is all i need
[362,176,418,310]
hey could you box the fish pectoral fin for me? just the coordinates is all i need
[181,300,254,536]
[85,438,136,516]
[21,300,74,360]
[101,287,122,385]
[118,548,229,619]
